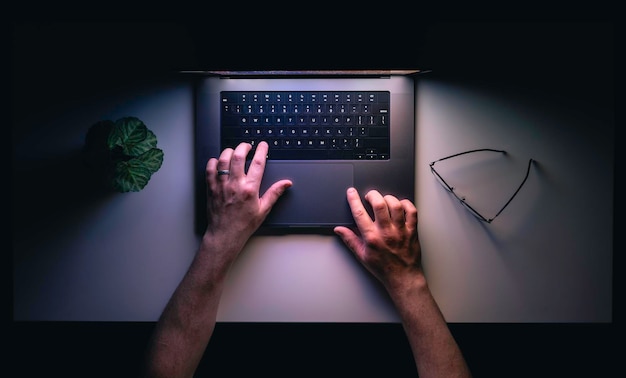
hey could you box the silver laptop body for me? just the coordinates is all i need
[193,71,418,234]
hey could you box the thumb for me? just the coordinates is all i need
[334,226,365,260]
[259,179,292,214]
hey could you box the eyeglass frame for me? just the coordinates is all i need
[429,148,534,223]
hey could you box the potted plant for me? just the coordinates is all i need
[83,116,164,192]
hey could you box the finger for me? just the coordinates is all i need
[217,147,234,179]
[229,142,252,178]
[365,190,391,227]
[258,179,293,215]
[384,194,405,228]
[401,199,418,231]
[246,141,269,185]
[345,187,374,233]
[334,226,366,261]
[206,157,219,192]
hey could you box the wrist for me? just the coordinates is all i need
[385,270,430,304]
[194,232,244,284]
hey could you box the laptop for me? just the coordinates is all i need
[192,70,420,234]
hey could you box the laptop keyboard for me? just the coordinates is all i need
[220,91,390,160]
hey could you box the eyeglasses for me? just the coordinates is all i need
[429,149,534,223]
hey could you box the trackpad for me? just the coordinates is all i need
[259,162,354,227]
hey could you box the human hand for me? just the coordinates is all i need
[204,141,292,254]
[334,188,422,292]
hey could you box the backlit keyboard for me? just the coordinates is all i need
[220,91,390,160]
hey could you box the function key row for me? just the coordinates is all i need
[221,91,390,104]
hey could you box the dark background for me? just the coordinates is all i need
[9,16,620,378]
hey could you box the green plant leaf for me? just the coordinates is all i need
[107,117,148,155]
[137,148,164,172]
[129,129,158,157]
[112,159,153,192]
[111,148,164,192]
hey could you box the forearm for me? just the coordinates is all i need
[388,275,472,378]
[144,236,237,378]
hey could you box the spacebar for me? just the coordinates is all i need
[267,149,348,160]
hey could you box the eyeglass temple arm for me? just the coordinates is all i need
[430,149,506,164]
[491,158,535,220]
